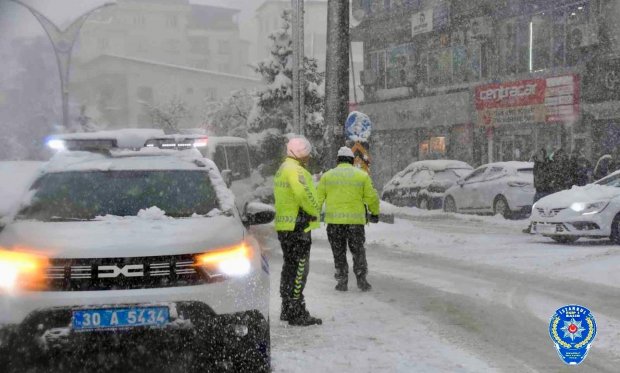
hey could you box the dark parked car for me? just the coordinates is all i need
[381,160,473,209]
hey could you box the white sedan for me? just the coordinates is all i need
[530,171,620,244]
[443,162,535,218]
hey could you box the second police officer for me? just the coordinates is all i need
[318,146,380,292]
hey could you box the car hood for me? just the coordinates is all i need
[0,215,244,259]
[536,184,620,208]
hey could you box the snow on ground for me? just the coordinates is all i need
[0,161,43,217]
[256,203,620,372]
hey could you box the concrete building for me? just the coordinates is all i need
[352,0,619,188]
[73,54,261,129]
[75,0,250,76]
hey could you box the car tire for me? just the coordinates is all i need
[610,213,620,244]
[493,196,512,219]
[417,197,431,210]
[550,235,579,244]
[444,196,457,213]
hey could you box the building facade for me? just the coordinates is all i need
[73,55,261,129]
[75,0,250,76]
[352,0,620,188]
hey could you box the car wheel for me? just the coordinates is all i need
[550,236,579,244]
[444,196,457,213]
[610,213,620,244]
[493,196,512,219]
[418,197,430,210]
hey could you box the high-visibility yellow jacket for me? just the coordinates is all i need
[317,163,380,225]
[273,157,321,232]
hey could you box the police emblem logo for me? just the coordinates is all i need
[548,304,597,365]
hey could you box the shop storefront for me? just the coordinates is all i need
[475,74,580,162]
[360,90,473,188]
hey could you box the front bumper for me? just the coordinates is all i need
[531,209,612,238]
[0,303,269,372]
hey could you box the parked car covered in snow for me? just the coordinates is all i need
[530,170,620,244]
[381,160,473,209]
[443,162,535,218]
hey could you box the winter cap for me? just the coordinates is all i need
[287,137,312,159]
[337,146,354,158]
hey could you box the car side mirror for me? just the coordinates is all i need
[243,202,275,226]
[221,169,233,188]
[457,179,465,187]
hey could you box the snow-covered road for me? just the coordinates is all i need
[255,209,620,372]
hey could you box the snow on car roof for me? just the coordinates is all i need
[401,160,473,174]
[41,148,236,212]
[54,129,165,149]
[484,161,533,170]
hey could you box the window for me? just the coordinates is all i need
[225,145,251,179]
[132,15,145,26]
[166,14,178,28]
[485,166,505,180]
[369,50,386,89]
[136,86,153,104]
[97,38,109,51]
[464,167,487,182]
[218,40,230,55]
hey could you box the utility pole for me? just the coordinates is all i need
[324,0,349,167]
[10,1,116,130]
[291,0,305,136]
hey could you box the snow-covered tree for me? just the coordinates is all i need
[202,90,254,137]
[146,97,191,133]
[249,10,326,169]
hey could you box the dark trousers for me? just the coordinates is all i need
[326,224,367,281]
[277,230,311,302]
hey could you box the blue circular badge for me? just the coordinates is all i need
[344,111,372,141]
[549,305,597,365]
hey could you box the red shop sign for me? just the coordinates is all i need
[475,79,546,110]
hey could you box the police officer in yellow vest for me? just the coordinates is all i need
[273,137,322,326]
[317,147,380,292]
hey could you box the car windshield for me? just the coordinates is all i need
[18,170,219,221]
[596,172,620,187]
[434,169,470,182]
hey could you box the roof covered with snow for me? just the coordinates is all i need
[53,129,165,149]
[482,161,533,170]
[400,160,473,174]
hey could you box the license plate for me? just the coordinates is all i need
[72,306,169,331]
[536,223,557,234]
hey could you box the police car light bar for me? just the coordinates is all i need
[144,136,208,150]
[46,138,118,152]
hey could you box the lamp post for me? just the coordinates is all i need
[10,0,116,130]
[290,0,305,136]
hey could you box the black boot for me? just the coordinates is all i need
[335,278,348,292]
[288,301,322,326]
[280,300,292,321]
[357,276,372,292]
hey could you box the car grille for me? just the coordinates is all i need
[536,207,565,218]
[42,254,220,291]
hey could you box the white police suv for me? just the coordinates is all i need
[0,130,273,372]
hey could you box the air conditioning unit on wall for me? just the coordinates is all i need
[567,22,599,48]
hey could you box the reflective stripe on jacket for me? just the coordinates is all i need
[317,163,380,225]
[273,157,321,232]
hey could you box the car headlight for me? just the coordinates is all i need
[0,249,49,292]
[195,243,252,277]
[570,201,609,215]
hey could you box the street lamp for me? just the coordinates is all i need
[9,0,116,130]
[291,0,305,136]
